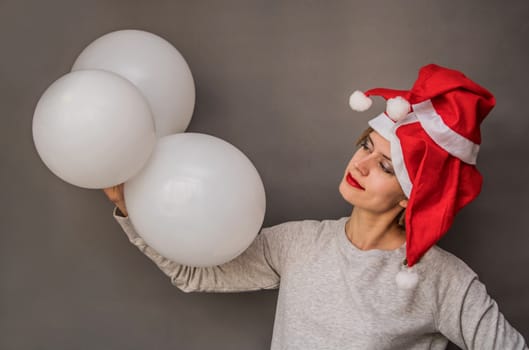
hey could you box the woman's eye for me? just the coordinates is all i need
[380,163,394,175]
[360,140,371,151]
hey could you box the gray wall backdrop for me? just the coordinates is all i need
[1,0,528,349]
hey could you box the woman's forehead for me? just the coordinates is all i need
[368,131,392,160]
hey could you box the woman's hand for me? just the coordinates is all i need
[103,183,128,217]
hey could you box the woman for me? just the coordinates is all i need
[104,64,528,349]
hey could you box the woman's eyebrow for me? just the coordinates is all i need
[367,135,392,161]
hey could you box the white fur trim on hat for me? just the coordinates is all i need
[386,96,410,121]
[368,113,394,141]
[349,90,373,111]
[368,112,419,198]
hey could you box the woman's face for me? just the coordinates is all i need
[339,130,408,214]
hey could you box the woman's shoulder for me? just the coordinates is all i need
[262,216,345,234]
[259,216,345,248]
[418,245,478,287]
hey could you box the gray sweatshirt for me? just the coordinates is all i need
[113,207,528,350]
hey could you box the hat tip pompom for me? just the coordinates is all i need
[386,96,410,121]
[395,268,419,289]
[349,90,372,112]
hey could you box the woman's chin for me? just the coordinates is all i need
[338,181,356,206]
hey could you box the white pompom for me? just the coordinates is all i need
[395,268,419,289]
[386,96,410,121]
[349,90,373,111]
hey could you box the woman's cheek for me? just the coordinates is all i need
[367,176,387,194]
[367,178,395,201]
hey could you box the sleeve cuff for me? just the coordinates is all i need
[112,206,142,243]
[113,206,127,217]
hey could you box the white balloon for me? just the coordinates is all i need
[124,133,266,267]
[72,29,195,137]
[32,70,156,189]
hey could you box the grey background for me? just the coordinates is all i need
[1,0,528,349]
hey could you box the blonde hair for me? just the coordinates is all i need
[354,127,406,229]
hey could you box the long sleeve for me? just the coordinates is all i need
[112,206,302,293]
[437,275,528,349]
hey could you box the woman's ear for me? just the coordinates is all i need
[399,198,408,209]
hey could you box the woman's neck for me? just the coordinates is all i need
[345,207,405,251]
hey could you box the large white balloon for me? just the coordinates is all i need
[124,133,266,267]
[32,70,156,189]
[72,29,195,137]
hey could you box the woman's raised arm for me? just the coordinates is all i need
[104,184,308,293]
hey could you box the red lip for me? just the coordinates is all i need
[346,173,365,190]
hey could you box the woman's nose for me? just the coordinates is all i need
[353,158,370,176]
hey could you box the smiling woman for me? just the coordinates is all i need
[104,64,528,349]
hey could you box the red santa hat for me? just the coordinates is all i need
[349,64,495,289]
